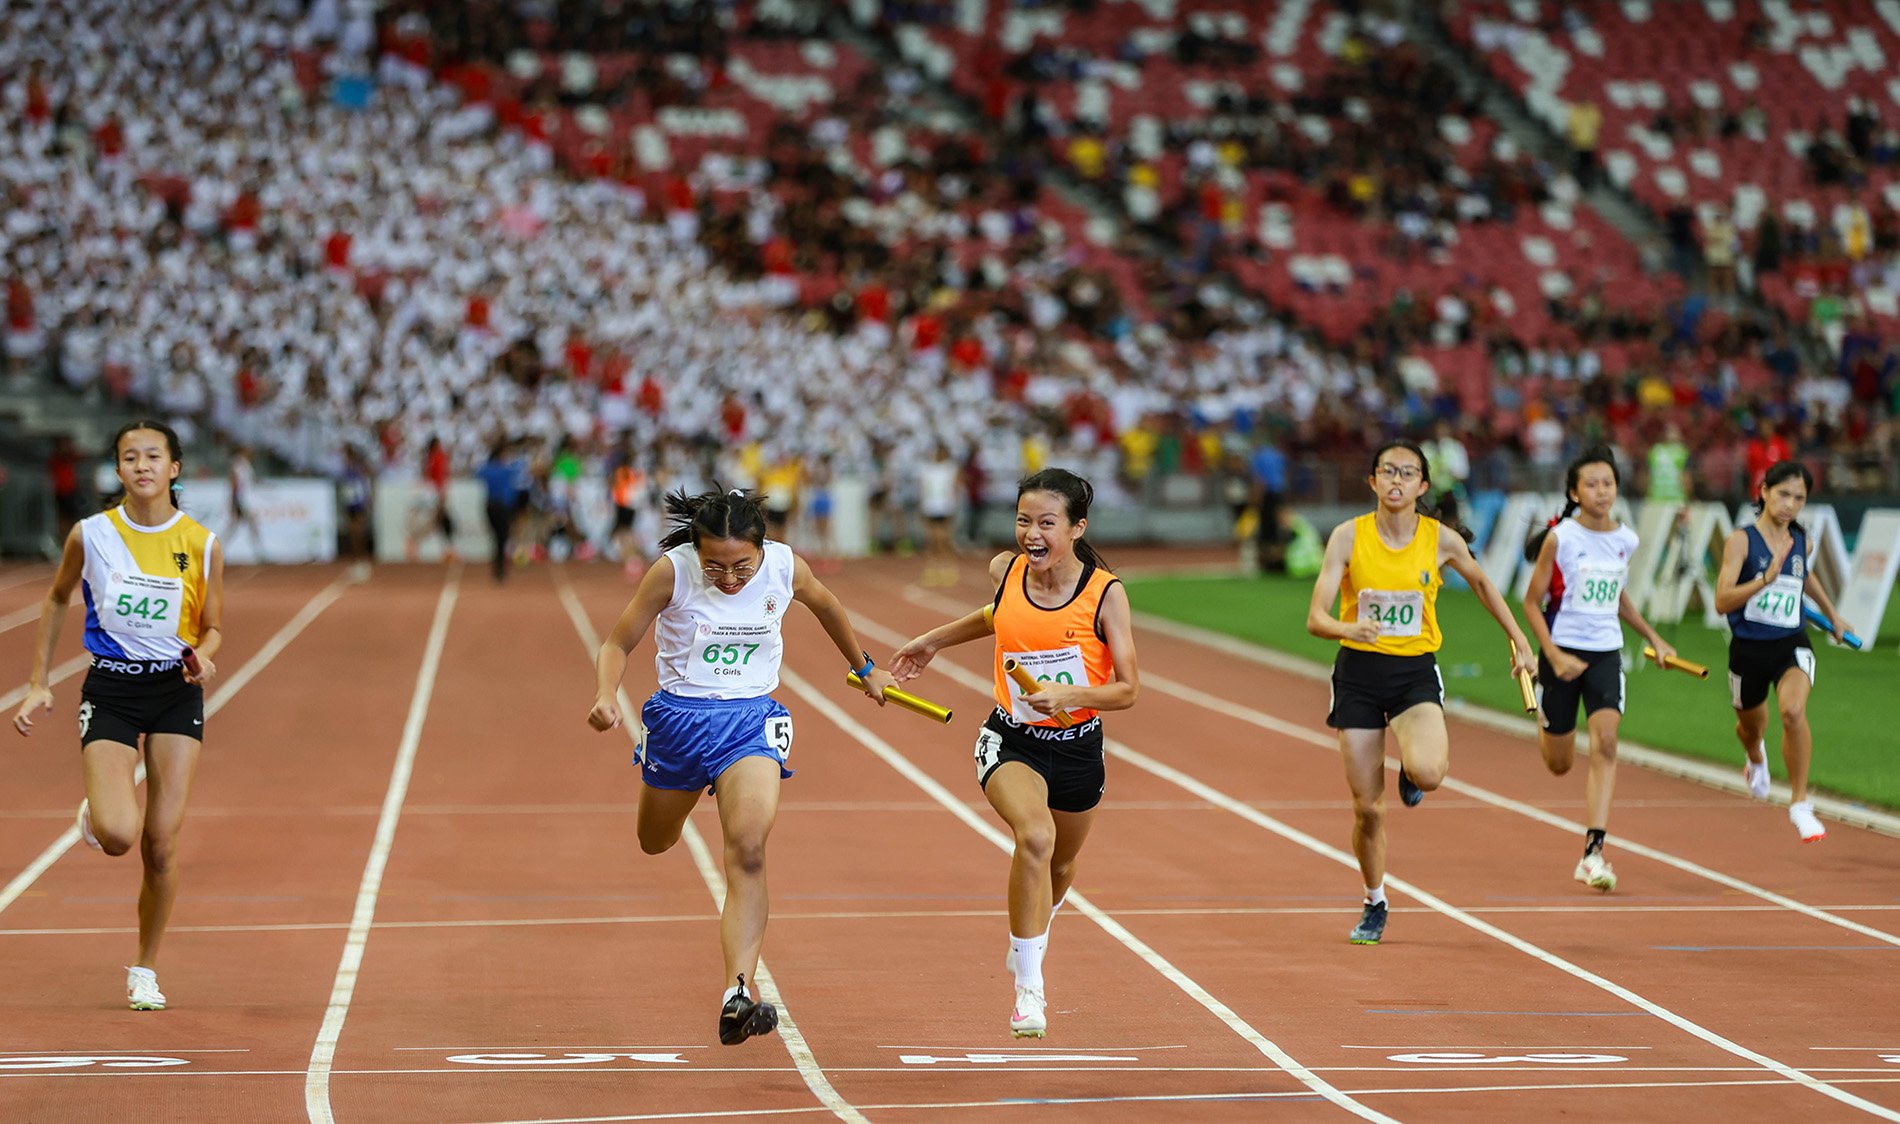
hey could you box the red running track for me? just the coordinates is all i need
[1,558,1897,1122]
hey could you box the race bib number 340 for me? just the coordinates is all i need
[1358,590,1424,637]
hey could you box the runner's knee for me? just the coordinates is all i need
[1013,822,1056,866]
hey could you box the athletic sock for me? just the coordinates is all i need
[1584,828,1607,857]
[722,983,745,1005]
[1364,884,1387,907]
[1009,931,1049,989]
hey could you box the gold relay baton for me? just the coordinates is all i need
[1512,641,1537,714]
[1643,646,1710,679]
[1003,658,1076,728]
[845,672,954,724]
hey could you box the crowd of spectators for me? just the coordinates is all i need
[1,0,1895,532]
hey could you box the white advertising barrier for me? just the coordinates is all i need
[180,478,337,564]
[1835,508,1900,649]
[373,480,493,563]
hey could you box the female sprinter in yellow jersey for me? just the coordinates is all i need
[1306,440,1532,945]
[893,469,1138,1039]
[12,420,224,1011]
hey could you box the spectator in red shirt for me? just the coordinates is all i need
[1745,419,1791,495]
[48,435,84,540]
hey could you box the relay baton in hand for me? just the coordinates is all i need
[1511,642,1537,714]
[1003,658,1075,728]
[182,646,202,678]
[1642,646,1709,679]
[845,672,953,724]
[1802,605,1864,650]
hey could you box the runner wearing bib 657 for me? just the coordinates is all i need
[12,419,225,1013]
[588,487,896,1047]
[1714,460,1851,843]
[893,469,1140,1040]
[1521,446,1676,893]
[1306,441,1533,947]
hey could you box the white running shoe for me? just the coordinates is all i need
[1009,985,1047,1038]
[76,800,101,851]
[1573,851,1617,892]
[1744,760,1771,801]
[126,967,166,1011]
[1789,801,1827,842]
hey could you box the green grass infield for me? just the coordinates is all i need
[1127,572,1900,810]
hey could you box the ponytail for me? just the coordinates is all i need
[1419,494,1476,545]
[658,485,770,551]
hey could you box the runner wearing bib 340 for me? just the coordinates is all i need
[893,468,1140,1041]
[12,419,225,1014]
[589,487,895,1047]
[1307,441,1533,947]
[1714,460,1850,843]
[1522,446,1676,893]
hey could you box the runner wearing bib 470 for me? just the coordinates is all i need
[1308,441,1533,948]
[1715,461,1851,843]
[589,488,897,1048]
[12,420,227,1015]
[1522,447,1676,893]
[893,469,1141,1042]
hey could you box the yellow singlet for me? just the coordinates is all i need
[1338,512,1442,656]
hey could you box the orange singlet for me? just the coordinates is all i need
[990,555,1118,726]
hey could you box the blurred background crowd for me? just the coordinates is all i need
[5,0,1899,566]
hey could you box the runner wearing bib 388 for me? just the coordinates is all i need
[893,468,1140,1040]
[12,419,225,1013]
[1714,460,1851,843]
[588,487,896,1047]
[1522,446,1676,893]
[1306,441,1533,946]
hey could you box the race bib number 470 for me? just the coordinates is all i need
[1745,574,1803,629]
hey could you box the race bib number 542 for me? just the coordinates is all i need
[103,572,183,637]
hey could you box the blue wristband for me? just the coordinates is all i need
[853,653,875,679]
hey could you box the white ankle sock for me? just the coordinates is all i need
[1365,885,1387,907]
[1009,932,1049,989]
[722,984,744,1004]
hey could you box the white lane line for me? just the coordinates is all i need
[304,572,459,1124]
[0,654,90,712]
[554,576,868,1124]
[468,1076,1900,1123]
[0,575,354,918]
[860,608,1900,949]
[0,567,51,593]
[773,665,1399,1124]
[849,611,1900,1121]
[1108,735,1900,1121]
[0,603,40,633]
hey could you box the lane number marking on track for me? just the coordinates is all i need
[1387,1052,1629,1065]
[444,1052,688,1066]
[899,1053,1141,1066]
[0,1056,191,1070]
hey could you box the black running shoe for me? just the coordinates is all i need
[718,974,779,1046]
[1349,900,1388,945]
[1397,767,1424,807]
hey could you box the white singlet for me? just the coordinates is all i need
[1544,518,1639,652]
[654,541,795,699]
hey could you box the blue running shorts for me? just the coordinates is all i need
[637,691,794,792]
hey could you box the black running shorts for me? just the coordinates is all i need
[1728,634,1814,711]
[77,658,204,750]
[1536,646,1623,735]
[974,709,1105,814]
[1327,649,1443,730]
